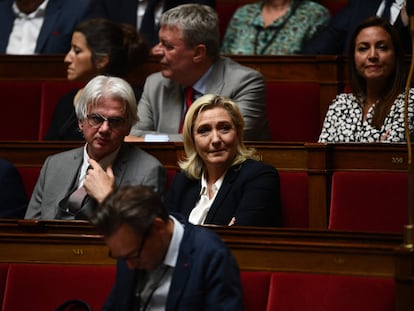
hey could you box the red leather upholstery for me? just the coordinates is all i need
[39,81,84,140]
[266,272,395,311]
[279,171,309,228]
[329,171,409,233]
[0,264,9,310]
[17,167,41,198]
[0,81,42,140]
[240,271,272,311]
[2,264,115,311]
[266,82,320,142]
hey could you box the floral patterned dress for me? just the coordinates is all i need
[220,0,330,55]
[319,89,414,143]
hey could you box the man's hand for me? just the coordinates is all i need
[84,159,115,204]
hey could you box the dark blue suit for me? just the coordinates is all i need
[0,0,94,54]
[0,159,28,218]
[302,0,412,55]
[103,221,243,311]
[166,159,283,227]
[91,0,216,46]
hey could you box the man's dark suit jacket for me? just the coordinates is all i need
[0,159,27,218]
[0,0,94,54]
[302,0,412,55]
[166,159,283,227]
[103,220,243,311]
[91,0,216,46]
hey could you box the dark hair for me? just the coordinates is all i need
[90,185,169,237]
[75,18,149,77]
[348,16,407,129]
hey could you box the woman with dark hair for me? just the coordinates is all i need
[44,18,149,140]
[319,16,414,143]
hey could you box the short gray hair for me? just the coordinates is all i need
[76,75,138,127]
[160,4,220,60]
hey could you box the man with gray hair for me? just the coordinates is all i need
[128,4,270,142]
[25,75,166,220]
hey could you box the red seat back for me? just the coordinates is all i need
[266,272,395,311]
[240,271,272,311]
[2,264,115,311]
[0,81,42,140]
[216,3,240,42]
[0,263,9,310]
[266,82,320,142]
[329,171,409,233]
[318,0,348,16]
[17,167,41,199]
[39,81,84,140]
[279,171,309,228]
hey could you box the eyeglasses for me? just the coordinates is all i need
[108,227,151,261]
[86,113,126,129]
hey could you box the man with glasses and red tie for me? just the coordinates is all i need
[126,4,270,143]
[24,75,166,220]
[303,0,411,55]
[90,184,243,311]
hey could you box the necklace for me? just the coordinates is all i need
[253,1,299,55]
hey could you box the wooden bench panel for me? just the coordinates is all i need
[2,141,414,230]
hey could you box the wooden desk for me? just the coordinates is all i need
[0,219,412,310]
[1,141,414,230]
[0,219,402,276]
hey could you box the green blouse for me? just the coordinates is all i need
[221,0,330,55]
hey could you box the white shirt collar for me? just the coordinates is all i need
[78,144,120,187]
[12,0,49,18]
[162,216,184,268]
[376,0,405,24]
[200,171,225,199]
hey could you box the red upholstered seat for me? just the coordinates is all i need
[266,82,320,142]
[2,264,115,311]
[318,0,348,16]
[0,81,42,140]
[279,171,309,228]
[167,169,178,190]
[0,264,9,310]
[17,167,41,198]
[266,272,395,311]
[39,81,84,140]
[329,171,409,233]
[240,271,272,311]
[216,3,240,42]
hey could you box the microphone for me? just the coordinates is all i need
[406,0,414,32]
[402,0,414,248]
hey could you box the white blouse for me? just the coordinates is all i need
[188,173,225,225]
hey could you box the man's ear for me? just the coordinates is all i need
[192,44,207,63]
[96,54,109,71]
[78,119,84,131]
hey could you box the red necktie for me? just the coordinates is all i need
[179,87,194,133]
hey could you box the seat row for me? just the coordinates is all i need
[0,263,395,311]
[2,141,412,233]
[0,79,322,142]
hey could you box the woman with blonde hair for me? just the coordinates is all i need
[166,94,282,227]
